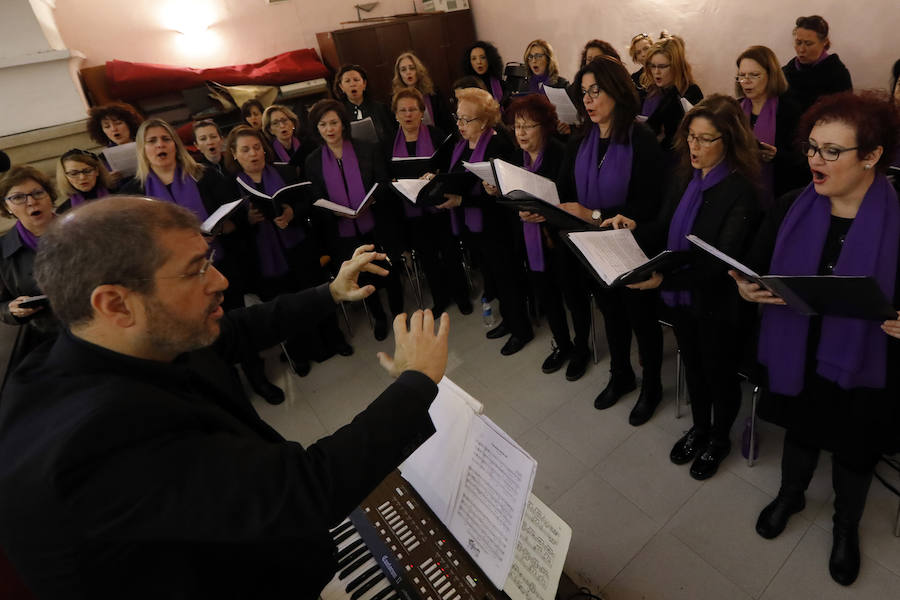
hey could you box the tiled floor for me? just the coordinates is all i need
[249,288,900,600]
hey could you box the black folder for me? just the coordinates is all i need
[390,134,454,179]
[236,179,310,220]
[564,232,692,288]
[393,172,479,207]
[497,196,594,231]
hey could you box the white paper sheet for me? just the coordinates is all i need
[200,198,243,234]
[101,142,138,177]
[313,183,378,216]
[504,494,572,600]
[567,229,651,285]
[462,161,497,187]
[493,159,560,205]
[543,86,580,124]
[350,116,378,144]
[391,179,429,204]
[680,97,694,113]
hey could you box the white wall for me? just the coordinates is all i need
[470,0,898,97]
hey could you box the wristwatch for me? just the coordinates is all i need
[591,210,602,222]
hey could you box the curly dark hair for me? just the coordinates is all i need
[580,40,622,67]
[86,102,143,146]
[308,99,352,145]
[460,41,504,80]
[796,90,900,173]
[572,55,640,144]
[240,99,264,120]
[504,94,558,145]
[333,64,369,101]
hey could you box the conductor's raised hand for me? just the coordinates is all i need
[728,270,786,305]
[329,244,390,303]
[378,310,450,384]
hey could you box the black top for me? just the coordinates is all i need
[0,285,439,599]
[645,84,704,152]
[781,53,853,116]
[640,170,762,322]
[0,227,53,330]
[557,121,665,226]
[771,94,810,198]
[342,97,396,144]
[631,68,647,102]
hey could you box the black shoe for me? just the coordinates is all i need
[281,348,311,378]
[456,298,473,315]
[335,342,354,357]
[486,322,509,339]
[566,348,591,381]
[829,520,861,586]
[541,344,571,374]
[689,442,731,480]
[756,493,806,539]
[374,318,389,341]
[628,382,662,426]
[593,373,636,408]
[501,334,533,356]
[670,428,709,465]
[245,365,285,405]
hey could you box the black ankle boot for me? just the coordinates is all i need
[829,519,861,586]
[756,493,805,539]
[829,462,873,586]
[243,361,285,405]
[593,371,636,409]
[628,379,662,426]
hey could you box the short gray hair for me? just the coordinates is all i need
[34,196,200,327]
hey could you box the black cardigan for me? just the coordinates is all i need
[639,170,762,322]
[770,94,810,198]
[645,83,704,152]
[557,121,665,226]
[781,53,853,116]
[342,97,396,145]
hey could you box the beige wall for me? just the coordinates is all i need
[470,0,898,97]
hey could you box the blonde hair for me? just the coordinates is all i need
[640,37,696,96]
[735,45,789,98]
[261,104,299,142]
[392,52,435,96]
[454,87,501,128]
[135,119,204,185]
[524,39,562,85]
[56,150,115,198]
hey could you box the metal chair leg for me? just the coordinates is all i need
[401,252,424,309]
[458,239,475,296]
[748,384,760,467]
[894,499,900,537]
[675,349,683,419]
[339,301,353,338]
[589,293,602,364]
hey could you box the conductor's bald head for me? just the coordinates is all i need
[35,196,201,327]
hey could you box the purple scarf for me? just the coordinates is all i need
[392,125,435,219]
[489,77,503,103]
[528,73,549,94]
[793,50,830,71]
[641,91,663,117]
[238,165,305,278]
[758,176,899,395]
[273,136,300,163]
[15,221,39,251]
[68,186,109,209]
[448,130,493,234]
[522,149,546,271]
[322,141,375,238]
[145,166,209,220]
[661,161,732,307]
[742,96,778,209]
[574,124,634,210]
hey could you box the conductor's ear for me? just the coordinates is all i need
[89,284,139,329]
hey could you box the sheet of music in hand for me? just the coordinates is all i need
[391,133,454,179]
[687,235,898,320]
[101,142,138,178]
[542,86,580,125]
[400,378,571,600]
[566,228,690,287]
[313,183,379,218]
[391,173,478,207]
[200,198,243,235]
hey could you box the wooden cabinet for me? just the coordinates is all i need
[316,10,476,104]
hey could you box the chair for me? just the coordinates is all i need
[658,320,687,419]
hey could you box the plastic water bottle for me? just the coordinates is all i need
[481,297,495,328]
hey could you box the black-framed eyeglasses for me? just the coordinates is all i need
[452,114,481,125]
[5,189,49,205]
[514,122,541,131]
[686,134,722,146]
[64,167,96,178]
[735,73,763,83]
[526,53,547,61]
[581,84,603,98]
[801,141,859,161]
[270,118,292,127]
[122,249,217,283]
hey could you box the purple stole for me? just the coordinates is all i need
[322,141,376,238]
[522,149,546,271]
[238,165,305,278]
[489,77,503,103]
[661,161,732,307]
[145,166,209,220]
[758,176,899,395]
[273,136,300,163]
[641,91,663,118]
[528,73,549,94]
[742,96,778,209]
[574,125,634,210]
[68,186,109,209]
[448,130,493,235]
[392,125,435,219]
[15,221,39,251]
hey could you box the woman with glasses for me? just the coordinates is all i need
[612,95,762,475]
[262,104,317,175]
[428,87,530,355]
[334,64,395,144]
[460,41,506,105]
[735,46,808,208]
[627,34,654,99]
[55,149,117,214]
[558,56,665,410]
[305,99,402,342]
[392,51,453,133]
[734,92,899,586]
[640,37,703,155]
[388,88,469,316]
[0,166,60,367]
[523,39,569,95]
[782,15,852,115]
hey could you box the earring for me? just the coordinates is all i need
[864,164,872,170]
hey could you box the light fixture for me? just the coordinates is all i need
[354,2,379,21]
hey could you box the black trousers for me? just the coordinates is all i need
[668,307,741,444]
[556,244,593,352]
[595,285,662,382]
[473,227,533,340]
[407,212,468,309]
[528,239,586,350]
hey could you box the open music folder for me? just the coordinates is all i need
[313,183,379,218]
[400,378,571,600]
[566,229,691,287]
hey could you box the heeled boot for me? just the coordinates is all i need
[829,461,873,586]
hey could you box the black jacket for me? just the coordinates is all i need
[640,170,762,321]
[0,227,52,330]
[558,121,665,226]
[342,97,396,145]
[0,285,438,600]
[782,53,853,115]
[645,84,704,152]
[770,94,810,198]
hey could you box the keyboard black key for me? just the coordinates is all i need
[331,520,355,536]
[338,545,370,570]
[334,527,357,546]
[351,572,387,600]
[337,538,366,561]
[370,582,396,600]
[340,555,372,580]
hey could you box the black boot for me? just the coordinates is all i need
[829,461,873,586]
[593,370,636,409]
[756,493,806,539]
[242,358,285,405]
[757,437,819,539]
[628,378,662,426]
